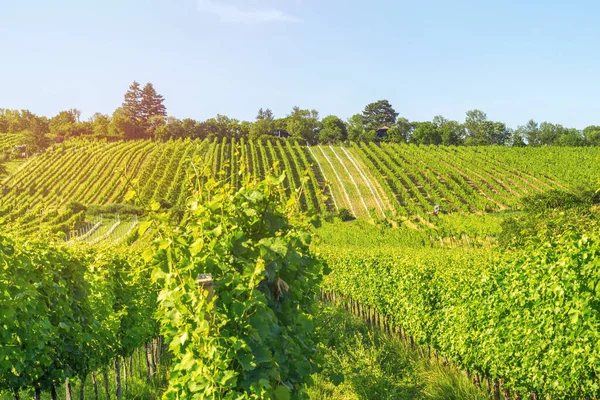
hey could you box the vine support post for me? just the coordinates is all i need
[198,273,214,304]
[92,371,99,400]
[102,368,111,400]
[122,356,127,395]
[493,379,501,400]
[79,375,86,400]
[65,377,74,400]
[114,358,122,400]
[145,342,154,379]
[129,356,133,380]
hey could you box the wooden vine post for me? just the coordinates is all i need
[198,273,214,305]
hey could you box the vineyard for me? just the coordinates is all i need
[2,138,600,399]
[1,138,597,239]
[0,134,22,155]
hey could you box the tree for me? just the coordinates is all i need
[0,110,8,133]
[433,115,464,145]
[49,109,81,139]
[385,125,403,143]
[108,107,133,140]
[362,100,398,131]
[508,128,526,147]
[556,128,584,147]
[411,121,442,145]
[141,83,167,137]
[539,122,563,145]
[181,118,203,139]
[91,113,111,139]
[286,107,321,144]
[318,115,347,143]
[389,117,415,143]
[464,109,488,145]
[249,108,275,140]
[0,109,33,133]
[518,119,540,146]
[154,117,185,141]
[121,81,144,139]
[120,81,167,139]
[123,81,142,119]
[347,114,365,141]
[583,125,600,146]
[23,116,50,152]
[483,121,510,145]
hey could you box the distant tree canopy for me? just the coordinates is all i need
[1,89,599,150]
[362,100,398,131]
[120,81,167,139]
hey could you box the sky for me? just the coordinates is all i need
[1,0,600,129]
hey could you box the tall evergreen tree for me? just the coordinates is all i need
[141,83,167,122]
[120,81,167,139]
[123,81,143,122]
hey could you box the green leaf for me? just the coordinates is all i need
[190,239,204,256]
[138,221,152,236]
[274,384,290,400]
[123,189,136,202]
[330,372,345,386]
[236,352,256,371]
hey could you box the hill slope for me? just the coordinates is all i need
[0,138,597,236]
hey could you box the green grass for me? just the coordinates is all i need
[309,306,487,400]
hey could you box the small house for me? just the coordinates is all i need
[272,129,290,139]
[376,126,390,140]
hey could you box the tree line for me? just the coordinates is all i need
[2,82,600,153]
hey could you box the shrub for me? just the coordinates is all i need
[337,208,354,222]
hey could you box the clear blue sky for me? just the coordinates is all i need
[2,0,599,129]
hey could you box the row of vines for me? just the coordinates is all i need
[320,225,600,397]
[0,235,158,399]
[2,139,600,236]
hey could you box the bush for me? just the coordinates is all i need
[66,201,87,214]
[87,204,143,216]
[337,208,354,222]
[521,189,585,212]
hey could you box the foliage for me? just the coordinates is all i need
[149,173,325,399]
[362,100,398,132]
[249,108,276,139]
[521,189,586,212]
[319,115,347,143]
[321,221,600,397]
[87,203,144,216]
[0,237,156,397]
[121,81,167,139]
[411,122,441,145]
[286,107,321,144]
[337,208,354,222]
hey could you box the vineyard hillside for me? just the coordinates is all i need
[1,138,597,237]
